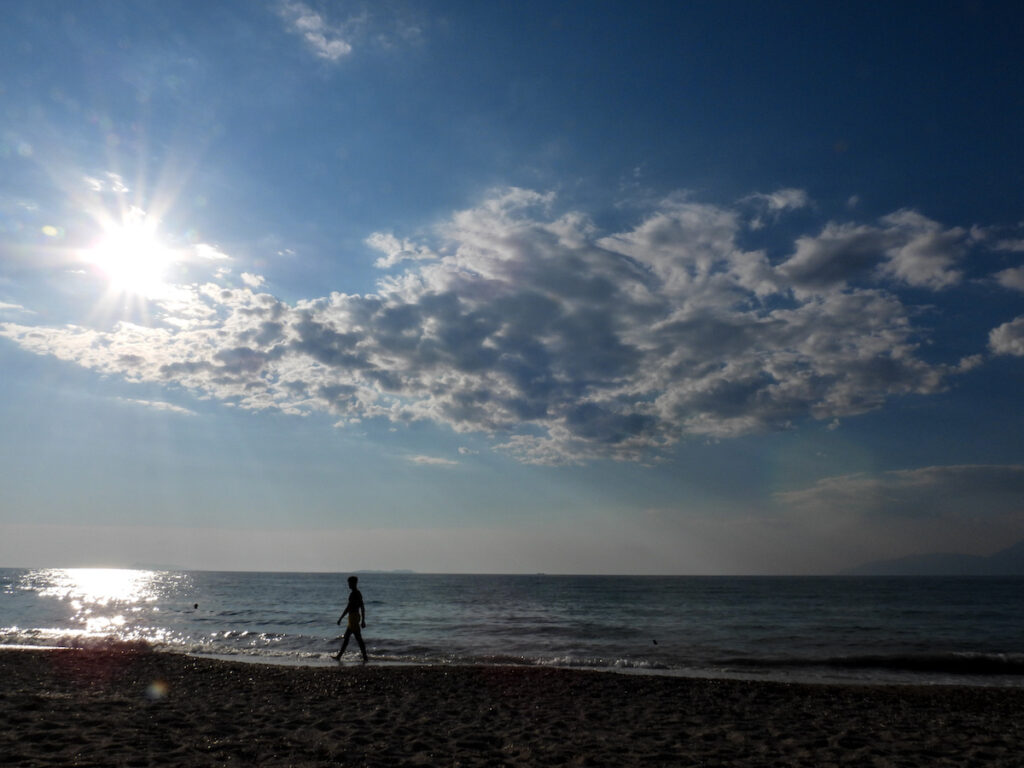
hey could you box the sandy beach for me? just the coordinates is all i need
[3,648,1023,767]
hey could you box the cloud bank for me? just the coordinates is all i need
[2,188,1018,464]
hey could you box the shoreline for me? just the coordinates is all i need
[6,641,1024,689]
[5,647,1024,766]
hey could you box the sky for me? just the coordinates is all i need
[1,1,1023,574]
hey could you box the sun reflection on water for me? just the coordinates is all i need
[25,568,181,647]
[38,568,162,606]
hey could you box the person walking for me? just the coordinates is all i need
[333,575,367,662]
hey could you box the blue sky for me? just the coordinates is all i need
[2,1,1023,573]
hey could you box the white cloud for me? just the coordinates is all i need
[995,266,1024,292]
[0,302,28,312]
[0,188,1004,465]
[279,1,353,60]
[758,188,811,211]
[193,243,231,261]
[993,238,1024,252]
[779,210,965,291]
[83,172,129,194]
[366,232,438,268]
[241,272,265,288]
[408,455,459,466]
[877,210,965,289]
[743,188,811,230]
[117,397,198,416]
[990,316,1024,356]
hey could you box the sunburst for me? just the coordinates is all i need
[84,206,174,299]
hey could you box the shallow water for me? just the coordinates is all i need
[2,569,1023,686]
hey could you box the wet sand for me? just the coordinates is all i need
[3,648,1023,766]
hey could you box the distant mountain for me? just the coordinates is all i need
[842,539,1024,576]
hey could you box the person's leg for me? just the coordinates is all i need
[334,628,353,660]
[353,627,367,661]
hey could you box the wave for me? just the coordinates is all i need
[5,624,1023,682]
[0,633,157,654]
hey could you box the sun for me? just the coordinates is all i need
[85,207,174,298]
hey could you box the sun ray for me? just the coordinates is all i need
[84,206,174,299]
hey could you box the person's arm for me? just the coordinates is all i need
[337,606,349,625]
[359,595,366,627]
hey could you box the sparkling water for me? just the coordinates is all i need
[2,568,1023,686]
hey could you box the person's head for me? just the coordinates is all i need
[347,576,358,588]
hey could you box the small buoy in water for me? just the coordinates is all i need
[652,639,658,645]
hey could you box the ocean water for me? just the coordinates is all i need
[2,569,1023,686]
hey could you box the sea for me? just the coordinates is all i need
[2,568,1023,687]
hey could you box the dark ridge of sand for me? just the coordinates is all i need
[3,648,1024,767]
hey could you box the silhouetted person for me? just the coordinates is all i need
[333,575,367,662]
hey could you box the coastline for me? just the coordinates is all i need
[4,648,1024,766]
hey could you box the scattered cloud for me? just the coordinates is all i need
[990,316,1024,356]
[0,302,29,313]
[117,397,198,416]
[408,455,459,467]
[993,238,1024,253]
[743,188,811,229]
[241,272,265,289]
[996,267,1024,292]
[83,172,129,194]
[780,210,966,291]
[750,188,811,212]
[0,187,1007,464]
[279,1,353,60]
[194,244,232,262]
[366,232,438,268]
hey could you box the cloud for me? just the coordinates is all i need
[990,316,1024,356]
[779,210,966,291]
[366,233,438,268]
[748,188,811,212]
[995,267,1024,292]
[117,397,198,416]
[279,1,353,60]
[241,272,265,288]
[876,210,966,289]
[0,302,29,313]
[408,455,459,467]
[777,464,1024,520]
[83,172,129,194]
[194,244,231,262]
[743,188,811,229]
[993,238,1024,252]
[0,187,1000,464]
